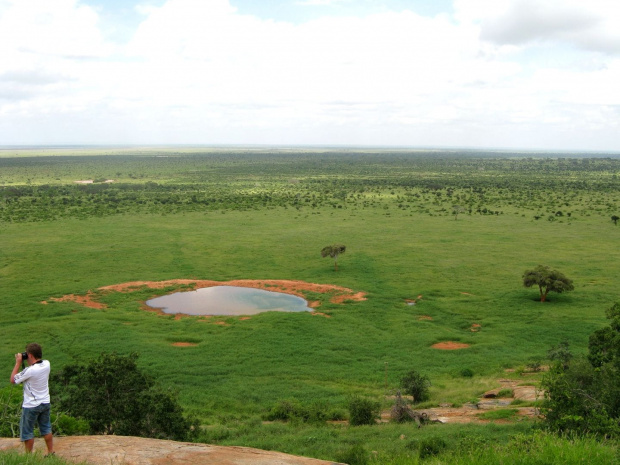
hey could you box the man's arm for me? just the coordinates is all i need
[10,353,23,384]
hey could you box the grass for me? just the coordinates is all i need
[0,450,83,465]
[476,409,519,421]
[2,149,620,462]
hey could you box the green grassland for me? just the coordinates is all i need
[2,149,620,463]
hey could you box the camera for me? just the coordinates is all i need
[21,352,28,361]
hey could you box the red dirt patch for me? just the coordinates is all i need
[49,292,106,309]
[48,279,366,314]
[470,323,481,332]
[171,342,198,347]
[418,315,433,321]
[431,341,470,350]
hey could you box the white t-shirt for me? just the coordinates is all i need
[13,360,51,408]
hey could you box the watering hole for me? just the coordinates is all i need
[145,285,313,316]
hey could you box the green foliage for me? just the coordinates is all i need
[334,444,368,465]
[1,386,90,438]
[50,352,194,440]
[522,265,574,302]
[542,303,620,437]
[417,436,448,459]
[347,396,380,426]
[400,370,432,403]
[477,409,519,421]
[0,386,22,438]
[53,413,90,436]
[547,340,573,368]
[0,450,84,465]
[525,359,543,372]
[496,389,514,398]
[460,368,474,378]
[263,399,340,424]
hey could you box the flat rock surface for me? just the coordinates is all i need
[0,436,342,465]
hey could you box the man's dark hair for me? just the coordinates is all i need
[26,343,43,360]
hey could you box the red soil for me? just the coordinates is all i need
[47,280,366,314]
[431,341,471,350]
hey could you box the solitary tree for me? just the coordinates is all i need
[452,205,466,220]
[321,244,346,271]
[612,215,619,226]
[523,265,574,302]
[400,369,431,404]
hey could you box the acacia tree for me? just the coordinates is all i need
[523,265,574,302]
[452,205,466,220]
[321,244,346,271]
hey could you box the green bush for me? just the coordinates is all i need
[460,368,474,378]
[542,303,620,437]
[50,352,196,440]
[496,389,514,398]
[52,413,90,436]
[418,436,448,459]
[400,370,431,403]
[263,399,339,423]
[347,396,380,426]
[0,386,22,438]
[335,444,368,465]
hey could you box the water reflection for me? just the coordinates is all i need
[145,285,312,316]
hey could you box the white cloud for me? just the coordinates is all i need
[295,0,351,6]
[0,0,619,149]
[455,0,620,53]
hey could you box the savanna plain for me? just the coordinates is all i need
[1,147,620,464]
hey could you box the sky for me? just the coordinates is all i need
[1,0,619,151]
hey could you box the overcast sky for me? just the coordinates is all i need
[1,0,619,151]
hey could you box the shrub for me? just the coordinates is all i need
[542,303,620,437]
[390,391,415,424]
[264,399,339,423]
[347,396,380,426]
[53,413,90,436]
[400,370,431,403]
[497,388,514,398]
[335,444,368,465]
[460,368,474,378]
[51,352,196,440]
[418,437,447,459]
[526,359,543,372]
[0,386,22,438]
[547,340,573,368]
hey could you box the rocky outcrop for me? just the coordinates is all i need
[0,436,342,465]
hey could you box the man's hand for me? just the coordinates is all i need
[10,353,23,384]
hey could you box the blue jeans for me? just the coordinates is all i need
[20,403,52,441]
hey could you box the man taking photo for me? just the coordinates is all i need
[10,343,54,456]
